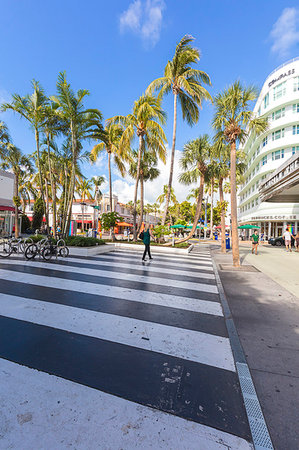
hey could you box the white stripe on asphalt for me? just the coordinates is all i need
[2,260,218,294]
[0,293,234,372]
[0,358,253,450]
[63,257,215,280]
[113,249,212,262]
[0,269,223,316]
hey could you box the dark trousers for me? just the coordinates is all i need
[142,243,151,260]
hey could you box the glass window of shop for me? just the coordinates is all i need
[263,93,269,108]
[293,125,299,135]
[293,77,299,92]
[293,103,299,113]
[272,108,285,120]
[292,146,299,155]
[272,149,284,160]
[0,212,13,236]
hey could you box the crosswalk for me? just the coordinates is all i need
[0,247,253,449]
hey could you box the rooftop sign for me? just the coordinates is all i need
[268,68,295,87]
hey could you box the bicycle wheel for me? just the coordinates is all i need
[0,241,12,258]
[25,243,38,260]
[59,246,69,258]
[41,246,53,261]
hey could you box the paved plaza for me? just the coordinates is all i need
[0,248,255,449]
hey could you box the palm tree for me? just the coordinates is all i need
[129,150,160,229]
[186,187,200,202]
[0,121,11,158]
[157,184,177,208]
[174,135,211,244]
[19,172,37,213]
[0,144,33,237]
[2,80,49,229]
[51,72,103,235]
[76,179,93,232]
[109,94,167,239]
[213,81,267,267]
[90,123,127,214]
[92,175,105,229]
[205,160,219,237]
[146,35,212,225]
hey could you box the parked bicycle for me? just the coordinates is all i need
[24,236,69,261]
[0,236,33,258]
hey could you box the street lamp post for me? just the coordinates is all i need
[204,198,208,240]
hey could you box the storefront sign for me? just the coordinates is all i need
[251,215,297,220]
[268,68,295,87]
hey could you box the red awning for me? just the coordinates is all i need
[0,206,14,211]
[76,220,93,224]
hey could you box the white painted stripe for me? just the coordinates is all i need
[95,253,213,270]
[0,358,253,450]
[2,260,218,294]
[115,249,212,262]
[0,293,234,371]
[0,269,223,316]
[64,257,215,280]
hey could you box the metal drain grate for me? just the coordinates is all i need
[236,362,273,449]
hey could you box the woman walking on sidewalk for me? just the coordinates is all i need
[295,231,299,252]
[251,230,259,255]
[142,223,154,261]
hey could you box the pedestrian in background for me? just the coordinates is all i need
[283,227,293,252]
[251,230,259,255]
[142,223,154,261]
[295,231,299,252]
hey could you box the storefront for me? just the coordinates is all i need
[0,170,15,236]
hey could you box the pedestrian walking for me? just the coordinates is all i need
[283,227,293,252]
[141,223,154,261]
[251,230,259,255]
[295,231,299,252]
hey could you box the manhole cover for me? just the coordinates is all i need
[219,264,260,272]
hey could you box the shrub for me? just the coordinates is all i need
[65,236,105,247]
[32,197,44,230]
[21,214,31,233]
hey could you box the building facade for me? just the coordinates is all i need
[238,58,299,238]
[0,169,15,236]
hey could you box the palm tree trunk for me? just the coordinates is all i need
[162,92,177,226]
[210,179,214,238]
[133,135,143,240]
[14,173,19,238]
[167,174,204,245]
[219,177,226,253]
[64,123,76,236]
[46,135,57,238]
[108,151,113,212]
[35,128,48,232]
[45,181,50,232]
[230,141,240,267]
[138,171,144,231]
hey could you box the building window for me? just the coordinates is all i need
[255,198,259,206]
[272,129,284,140]
[273,81,286,100]
[272,108,285,120]
[263,93,269,108]
[262,155,267,165]
[258,107,261,116]
[262,136,268,147]
[293,103,299,113]
[256,146,260,155]
[293,125,299,135]
[252,201,254,208]
[106,205,110,211]
[293,76,299,92]
[272,149,284,160]
[292,146,299,155]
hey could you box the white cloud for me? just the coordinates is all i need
[112,149,198,204]
[119,0,165,47]
[270,7,299,58]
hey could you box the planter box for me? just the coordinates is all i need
[69,244,115,257]
[114,242,190,255]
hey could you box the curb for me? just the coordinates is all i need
[211,251,274,450]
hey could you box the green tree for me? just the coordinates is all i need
[32,197,45,231]
[0,144,33,237]
[76,179,93,232]
[175,135,212,244]
[110,94,166,239]
[0,121,11,159]
[21,214,31,233]
[213,81,268,267]
[101,212,123,231]
[146,35,212,225]
[179,201,194,223]
[156,184,177,208]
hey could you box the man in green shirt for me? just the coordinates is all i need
[251,230,259,255]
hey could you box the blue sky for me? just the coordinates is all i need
[1,1,299,203]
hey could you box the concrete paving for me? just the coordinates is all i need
[213,246,299,450]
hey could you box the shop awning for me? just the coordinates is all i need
[117,222,133,227]
[77,220,93,224]
[170,224,185,228]
[238,224,260,229]
[0,206,14,211]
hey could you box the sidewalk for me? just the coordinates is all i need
[212,246,299,450]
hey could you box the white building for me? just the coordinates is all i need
[0,169,15,236]
[238,58,299,238]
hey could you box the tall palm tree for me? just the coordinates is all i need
[90,123,127,214]
[174,135,211,244]
[109,94,167,239]
[92,175,105,229]
[213,81,267,267]
[0,145,33,237]
[156,184,177,209]
[146,35,212,225]
[205,160,219,237]
[129,150,160,229]
[0,121,11,158]
[51,72,103,235]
